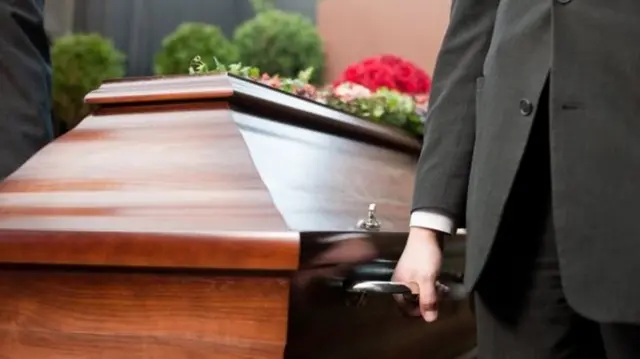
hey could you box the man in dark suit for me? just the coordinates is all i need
[393,1,640,357]
[0,0,53,179]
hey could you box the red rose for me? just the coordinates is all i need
[380,54,403,66]
[417,75,431,93]
[395,78,410,92]
[394,67,416,93]
[403,80,419,94]
[373,70,395,89]
[413,68,432,93]
[361,57,378,67]
[334,55,432,95]
[343,64,365,83]
[395,63,414,78]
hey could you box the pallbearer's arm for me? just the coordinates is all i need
[411,0,500,232]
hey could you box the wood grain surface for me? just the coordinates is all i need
[0,102,298,270]
[84,75,233,105]
[234,112,417,231]
[0,268,290,359]
[0,98,300,359]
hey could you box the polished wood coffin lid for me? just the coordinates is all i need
[0,74,421,271]
[85,74,421,153]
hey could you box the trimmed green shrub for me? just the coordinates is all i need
[52,33,125,129]
[233,10,325,83]
[249,0,275,13]
[154,23,237,75]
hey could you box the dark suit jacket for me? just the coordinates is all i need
[0,0,53,179]
[413,0,640,323]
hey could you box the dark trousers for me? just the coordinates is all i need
[473,82,640,358]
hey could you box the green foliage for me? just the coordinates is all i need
[154,23,237,75]
[233,10,325,83]
[249,0,275,13]
[52,33,125,128]
[326,88,424,135]
[189,56,261,79]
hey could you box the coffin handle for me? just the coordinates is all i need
[348,273,467,301]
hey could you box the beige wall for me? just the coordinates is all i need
[317,0,451,83]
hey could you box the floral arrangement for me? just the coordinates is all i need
[190,56,317,96]
[321,82,427,135]
[189,56,427,136]
[334,55,431,95]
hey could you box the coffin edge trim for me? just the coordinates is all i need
[0,229,300,271]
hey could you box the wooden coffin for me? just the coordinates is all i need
[0,74,476,359]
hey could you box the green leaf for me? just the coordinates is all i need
[213,57,227,72]
[297,67,314,83]
[373,104,385,118]
[248,67,261,78]
[228,63,243,74]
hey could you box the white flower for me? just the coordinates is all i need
[333,82,372,99]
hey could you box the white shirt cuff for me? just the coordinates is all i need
[410,210,455,235]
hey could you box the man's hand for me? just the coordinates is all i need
[391,227,443,322]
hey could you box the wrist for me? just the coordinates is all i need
[408,227,443,247]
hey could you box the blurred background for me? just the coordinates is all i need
[44,0,450,134]
[44,0,449,77]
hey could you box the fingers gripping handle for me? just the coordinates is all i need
[348,274,467,301]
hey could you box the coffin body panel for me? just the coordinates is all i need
[0,268,290,359]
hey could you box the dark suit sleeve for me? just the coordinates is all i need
[412,0,499,226]
[0,0,53,179]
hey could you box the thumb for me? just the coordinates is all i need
[418,276,438,322]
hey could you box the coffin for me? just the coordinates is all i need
[0,74,475,359]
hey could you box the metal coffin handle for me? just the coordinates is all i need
[351,203,467,302]
[348,274,467,302]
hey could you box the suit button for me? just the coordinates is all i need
[519,99,534,116]
[556,0,571,4]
